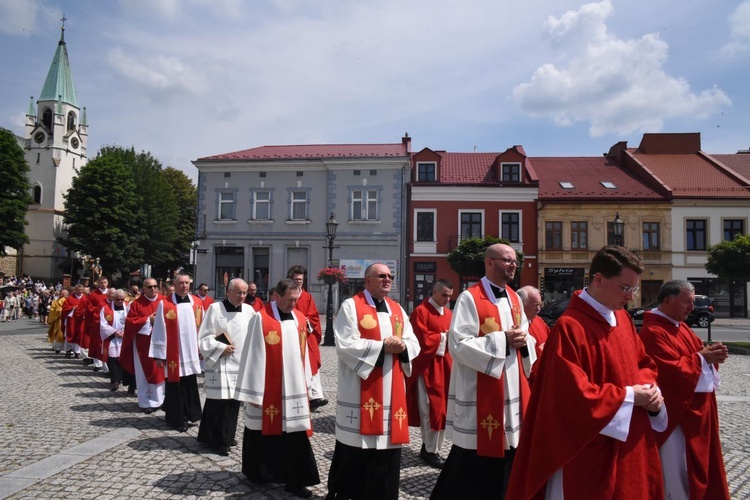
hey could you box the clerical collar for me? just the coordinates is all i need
[580,288,616,326]
[223,298,242,313]
[428,297,445,315]
[278,311,294,321]
[145,294,158,302]
[481,277,507,302]
[652,308,680,327]
[174,294,191,304]
[114,305,124,311]
[99,288,107,294]
[364,289,390,313]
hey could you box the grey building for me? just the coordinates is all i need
[192,135,412,312]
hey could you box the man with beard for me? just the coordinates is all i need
[243,281,264,312]
[150,272,203,432]
[121,278,165,410]
[196,283,214,311]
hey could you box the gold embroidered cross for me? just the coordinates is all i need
[168,360,178,373]
[363,397,381,420]
[481,413,501,441]
[265,404,280,423]
[393,407,407,429]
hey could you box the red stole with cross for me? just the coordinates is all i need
[467,283,530,458]
[260,303,309,436]
[163,295,203,383]
[353,292,410,444]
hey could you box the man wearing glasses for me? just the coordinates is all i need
[121,278,166,410]
[100,289,130,391]
[432,244,536,499]
[196,283,214,311]
[326,262,420,500]
[507,245,667,500]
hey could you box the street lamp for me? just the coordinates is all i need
[612,212,625,246]
[323,213,339,347]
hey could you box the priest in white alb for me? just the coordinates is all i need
[197,278,255,456]
[234,278,319,499]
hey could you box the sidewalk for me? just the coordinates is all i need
[1,319,748,499]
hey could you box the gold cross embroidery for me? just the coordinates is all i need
[363,397,381,420]
[265,404,280,423]
[393,407,407,430]
[481,413,501,441]
[168,360,178,373]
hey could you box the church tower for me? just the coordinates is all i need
[22,19,88,280]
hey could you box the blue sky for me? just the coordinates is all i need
[1,0,748,179]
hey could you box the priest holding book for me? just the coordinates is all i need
[197,278,255,456]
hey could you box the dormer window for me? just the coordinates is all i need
[501,163,521,183]
[417,162,436,182]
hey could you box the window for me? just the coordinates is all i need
[460,212,483,240]
[290,190,308,220]
[571,221,588,250]
[352,189,378,220]
[686,219,707,251]
[224,172,231,178]
[501,212,520,243]
[33,185,42,204]
[416,211,435,242]
[724,219,744,241]
[42,108,53,132]
[643,222,660,250]
[369,170,377,176]
[545,221,563,250]
[559,181,574,189]
[251,190,271,220]
[218,191,235,220]
[417,162,436,182]
[501,163,521,183]
[600,181,617,189]
[354,170,361,176]
[67,111,76,131]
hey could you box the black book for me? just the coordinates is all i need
[215,332,233,345]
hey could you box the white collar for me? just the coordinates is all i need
[652,308,680,327]
[580,288,617,327]
[428,297,444,315]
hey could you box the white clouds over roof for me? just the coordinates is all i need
[512,0,731,137]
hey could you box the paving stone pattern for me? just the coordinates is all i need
[0,319,748,499]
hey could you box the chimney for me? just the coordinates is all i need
[402,132,412,153]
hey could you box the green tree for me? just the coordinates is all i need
[58,155,145,274]
[447,236,524,280]
[96,146,178,269]
[158,166,197,276]
[705,235,750,283]
[0,127,32,255]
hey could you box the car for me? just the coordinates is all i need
[538,298,571,327]
[630,294,715,330]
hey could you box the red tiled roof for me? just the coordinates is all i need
[198,143,408,161]
[711,154,750,183]
[533,157,665,200]
[439,152,503,184]
[629,150,750,198]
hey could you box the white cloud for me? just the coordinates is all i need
[0,0,60,36]
[118,0,180,20]
[722,1,750,56]
[513,0,731,137]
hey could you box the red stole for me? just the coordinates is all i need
[260,304,308,435]
[101,303,115,357]
[163,295,203,382]
[353,292,410,444]
[468,283,530,458]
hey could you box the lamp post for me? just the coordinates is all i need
[323,213,339,347]
[612,212,625,246]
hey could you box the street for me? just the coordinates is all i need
[0,318,748,499]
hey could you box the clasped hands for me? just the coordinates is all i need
[504,327,528,349]
[633,384,663,413]
[221,344,236,356]
[701,342,729,365]
[383,336,406,354]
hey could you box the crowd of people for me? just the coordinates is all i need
[1,274,64,323]
[25,244,732,499]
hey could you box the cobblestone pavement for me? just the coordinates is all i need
[0,318,748,499]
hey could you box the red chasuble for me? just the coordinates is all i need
[121,294,164,383]
[467,283,530,458]
[162,294,203,383]
[527,316,550,388]
[62,294,82,344]
[295,290,322,374]
[406,298,452,430]
[259,304,308,436]
[244,295,264,312]
[75,294,90,349]
[506,291,664,500]
[100,303,115,357]
[640,312,730,500]
[86,289,109,361]
[353,292,410,444]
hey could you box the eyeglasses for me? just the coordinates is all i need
[376,274,394,280]
[144,285,158,289]
[199,288,208,292]
[613,281,639,295]
[489,257,519,266]
[114,298,125,301]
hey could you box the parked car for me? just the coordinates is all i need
[538,298,571,327]
[630,294,715,330]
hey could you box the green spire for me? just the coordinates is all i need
[39,24,78,107]
[27,96,36,117]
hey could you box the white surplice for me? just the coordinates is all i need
[100,302,129,358]
[149,295,202,378]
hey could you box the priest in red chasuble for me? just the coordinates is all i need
[326,262,420,500]
[506,246,667,500]
[517,286,549,388]
[234,278,319,499]
[431,244,537,500]
[406,279,453,469]
[640,280,730,500]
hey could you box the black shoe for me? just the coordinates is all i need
[217,445,230,456]
[83,358,94,365]
[420,448,445,469]
[65,351,73,358]
[310,398,328,411]
[92,367,100,372]
[127,386,136,396]
[285,485,312,499]
[74,353,81,359]
[111,382,120,391]
[176,422,189,433]
[231,439,238,446]
[55,350,61,354]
